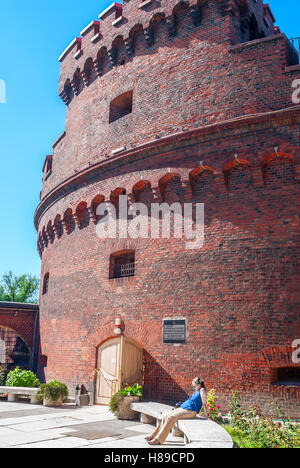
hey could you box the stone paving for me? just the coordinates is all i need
[0,401,185,448]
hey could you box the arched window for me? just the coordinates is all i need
[109,251,135,279]
[42,273,50,295]
[83,58,96,86]
[63,79,73,104]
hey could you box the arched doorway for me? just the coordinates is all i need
[95,336,144,405]
[0,326,31,372]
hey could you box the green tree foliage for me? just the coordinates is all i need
[0,271,39,304]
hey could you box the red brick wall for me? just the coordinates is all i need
[36,0,300,417]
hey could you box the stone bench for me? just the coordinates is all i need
[0,386,40,405]
[131,401,233,448]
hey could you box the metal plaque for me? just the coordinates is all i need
[163,319,186,344]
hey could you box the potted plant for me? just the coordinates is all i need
[110,384,143,420]
[37,380,68,407]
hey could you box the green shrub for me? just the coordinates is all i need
[0,367,5,386]
[109,384,143,415]
[6,367,40,388]
[37,380,68,402]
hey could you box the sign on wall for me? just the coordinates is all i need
[163,319,186,344]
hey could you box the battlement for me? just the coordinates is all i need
[58,0,283,105]
[37,147,299,257]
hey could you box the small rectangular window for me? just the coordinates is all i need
[110,251,135,279]
[272,367,300,386]
[109,91,133,123]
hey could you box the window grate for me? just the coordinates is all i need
[120,262,135,278]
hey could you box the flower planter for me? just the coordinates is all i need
[116,396,140,420]
[43,396,63,407]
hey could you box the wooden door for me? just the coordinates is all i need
[95,336,143,405]
[121,337,144,387]
[96,337,121,405]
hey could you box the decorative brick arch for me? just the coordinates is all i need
[91,319,151,352]
[223,157,252,190]
[159,173,182,203]
[261,151,294,186]
[262,345,298,369]
[263,345,300,403]
[189,165,214,194]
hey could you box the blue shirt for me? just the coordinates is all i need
[181,391,202,413]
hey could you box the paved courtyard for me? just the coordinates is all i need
[0,400,185,448]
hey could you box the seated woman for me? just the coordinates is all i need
[146,377,208,446]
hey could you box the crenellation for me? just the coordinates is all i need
[58,0,299,110]
[98,2,123,21]
[80,20,100,38]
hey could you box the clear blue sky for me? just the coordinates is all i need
[0,0,299,281]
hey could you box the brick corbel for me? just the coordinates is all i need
[144,27,154,47]
[166,15,177,37]
[263,346,296,369]
[88,207,97,224]
[53,224,61,239]
[61,219,72,235]
[124,38,134,56]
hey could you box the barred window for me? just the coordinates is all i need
[110,251,135,279]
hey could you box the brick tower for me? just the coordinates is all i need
[35,0,300,416]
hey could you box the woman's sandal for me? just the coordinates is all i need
[145,436,153,441]
[148,439,162,446]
